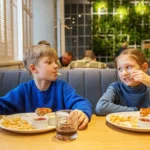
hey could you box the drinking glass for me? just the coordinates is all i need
[55,110,78,141]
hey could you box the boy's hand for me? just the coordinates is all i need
[71,109,89,130]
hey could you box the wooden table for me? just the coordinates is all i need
[0,115,150,150]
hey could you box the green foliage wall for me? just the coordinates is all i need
[92,0,150,60]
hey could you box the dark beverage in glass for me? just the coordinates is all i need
[55,110,78,141]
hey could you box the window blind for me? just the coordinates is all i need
[0,0,32,61]
[0,0,5,57]
[0,0,16,61]
[23,0,32,52]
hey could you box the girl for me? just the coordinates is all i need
[95,48,150,115]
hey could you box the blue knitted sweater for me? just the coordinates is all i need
[0,79,92,119]
[95,82,150,115]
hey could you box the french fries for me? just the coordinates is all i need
[56,72,61,76]
[1,116,35,130]
[109,115,138,127]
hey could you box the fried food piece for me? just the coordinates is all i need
[2,116,35,130]
[140,108,150,117]
[35,107,52,116]
[109,115,138,127]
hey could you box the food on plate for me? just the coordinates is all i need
[1,116,35,130]
[139,118,150,122]
[35,107,52,116]
[109,115,138,127]
[34,117,47,121]
[140,108,150,117]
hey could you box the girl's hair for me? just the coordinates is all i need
[115,48,148,68]
[23,45,58,74]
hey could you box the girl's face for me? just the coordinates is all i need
[117,55,143,87]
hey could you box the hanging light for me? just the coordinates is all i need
[94,1,107,14]
[135,0,149,15]
[116,6,128,21]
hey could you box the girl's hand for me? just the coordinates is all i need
[70,109,89,130]
[131,70,150,86]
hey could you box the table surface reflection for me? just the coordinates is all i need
[0,115,150,150]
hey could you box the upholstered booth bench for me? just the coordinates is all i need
[1,69,150,113]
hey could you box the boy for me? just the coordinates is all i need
[0,45,92,129]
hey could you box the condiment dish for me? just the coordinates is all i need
[31,116,48,129]
[44,113,55,126]
[138,117,150,128]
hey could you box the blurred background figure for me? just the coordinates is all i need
[59,51,73,68]
[38,40,51,46]
[68,50,107,69]
[115,42,128,57]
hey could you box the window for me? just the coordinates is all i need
[0,0,14,61]
[65,1,91,59]
[0,0,5,57]
[23,0,32,51]
[0,0,32,61]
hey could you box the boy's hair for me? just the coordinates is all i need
[38,40,51,46]
[115,48,148,68]
[23,45,58,74]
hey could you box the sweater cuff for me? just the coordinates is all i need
[133,107,138,111]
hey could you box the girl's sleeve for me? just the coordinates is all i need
[0,85,25,114]
[63,82,92,120]
[95,84,137,116]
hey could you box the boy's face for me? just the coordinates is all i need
[34,56,58,81]
[117,55,143,87]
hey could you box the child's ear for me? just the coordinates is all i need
[142,62,148,72]
[29,64,38,74]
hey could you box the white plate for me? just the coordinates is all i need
[0,113,55,134]
[106,111,150,132]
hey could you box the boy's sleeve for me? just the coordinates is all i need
[0,85,24,114]
[63,82,92,119]
[95,84,136,116]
